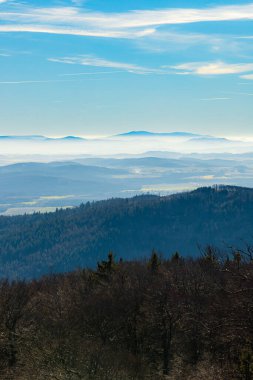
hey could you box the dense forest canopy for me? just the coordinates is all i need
[1,252,253,379]
[1,185,253,279]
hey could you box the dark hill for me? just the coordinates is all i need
[1,185,253,279]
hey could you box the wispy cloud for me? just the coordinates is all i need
[169,61,253,76]
[0,77,114,84]
[49,55,159,74]
[236,36,253,39]
[59,70,125,77]
[51,56,253,78]
[136,30,223,52]
[0,24,155,39]
[96,3,253,28]
[1,2,253,39]
[135,30,245,56]
[222,91,253,96]
[240,74,253,80]
[199,97,231,101]
[0,5,155,39]
[0,79,75,84]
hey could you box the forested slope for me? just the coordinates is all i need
[1,185,253,278]
[1,253,253,379]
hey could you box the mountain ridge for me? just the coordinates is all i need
[0,131,227,141]
[0,135,86,141]
[115,131,203,138]
[1,185,253,279]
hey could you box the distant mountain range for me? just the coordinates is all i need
[115,131,202,138]
[1,154,253,216]
[1,185,253,279]
[60,136,85,141]
[0,135,86,141]
[0,135,47,140]
[0,131,231,142]
[115,131,233,144]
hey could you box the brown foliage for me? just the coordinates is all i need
[0,249,253,379]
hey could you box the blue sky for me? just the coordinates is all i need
[0,0,253,137]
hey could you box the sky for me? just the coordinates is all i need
[0,0,253,137]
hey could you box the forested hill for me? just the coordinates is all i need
[1,185,253,279]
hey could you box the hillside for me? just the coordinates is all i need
[0,254,252,379]
[1,185,253,279]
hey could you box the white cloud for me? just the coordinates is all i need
[169,61,253,76]
[222,91,253,96]
[50,57,253,78]
[1,2,253,39]
[135,30,242,55]
[0,5,155,38]
[240,74,253,80]
[236,36,253,39]
[59,70,125,76]
[0,24,155,39]
[49,55,159,74]
[97,3,253,28]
